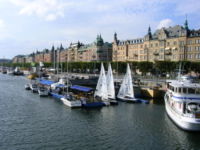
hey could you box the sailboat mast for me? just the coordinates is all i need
[67,51,69,94]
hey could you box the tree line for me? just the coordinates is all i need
[3,61,200,75]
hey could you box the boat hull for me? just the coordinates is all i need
[38,91,49,97]
[61,98,82,108]
[82,102,104,108]
[117,96,139,103]
[50,92,64,99]
[165,98,200,131]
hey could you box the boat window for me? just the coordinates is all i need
[188,88,195,94]
[179,88,182,93]
[196,88,200,94]
[171,86,174,92]
[183,88,187,94]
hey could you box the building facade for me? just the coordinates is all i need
[112,20,200,62]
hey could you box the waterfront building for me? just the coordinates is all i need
[12,55,26,63]
[112,19,200,62]
[76,35,112,62]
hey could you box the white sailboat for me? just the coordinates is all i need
[94,63,110,105]
[117,63,137,102]
[107,63,118,105]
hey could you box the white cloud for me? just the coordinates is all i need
[157,19,173,29]
[9,0,67,21]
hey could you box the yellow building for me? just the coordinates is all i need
[112,20,200,62]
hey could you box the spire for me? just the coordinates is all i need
[184,15,189,30]
[148,25,151,35]
[60,43,64,51]
[114,32,117,41]
[146,25,152,40]
[51,45,55,51]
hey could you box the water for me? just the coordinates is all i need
[0,74,200,150]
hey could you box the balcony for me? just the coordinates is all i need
[153,52,159,56]
[165,50,172,55]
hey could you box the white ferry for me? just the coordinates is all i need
[165,76,200,131]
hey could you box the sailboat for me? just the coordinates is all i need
[117,63,138,102]
[94,63,110,106]
[107,63,118,105]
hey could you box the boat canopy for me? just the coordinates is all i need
[56,84,66,88]
[39,79,55,86]
[70,85,93,92]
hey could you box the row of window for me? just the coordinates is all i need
[187,46,200,51]
[169,85,200,94]
[187,39,200,44]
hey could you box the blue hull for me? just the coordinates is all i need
[82,102,104,108]
[137,99,149,104]
[50,92,64,99]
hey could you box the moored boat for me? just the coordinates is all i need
[25,83,31,90]
[107,63,118,105]
[117,63,139,103]
[30,83,38,93]
[38,86,49,97]
[94,63,110,106]
[61,93,82,108]
[165,76,200,131]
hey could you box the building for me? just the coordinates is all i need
[12,55,26,63]
[76,35,112,62]
[112,19,200,62]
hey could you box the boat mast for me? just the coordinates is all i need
[67,51,69,94]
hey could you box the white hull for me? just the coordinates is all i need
[117,96,138,103]
[103,101,110,106]
[61,97,82,108]
[38,90,49,97]
[165,98,200,131]
[30,87,38,93]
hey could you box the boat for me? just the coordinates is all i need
[25,83,31,90]
[70,85,104,108]
[38,86,49,97]
[165,75,200,131]
[61,92,82,108]
[106,63,118,105]
[117,63,139,103]
[13,67,24,76]
[94,63,110,106]
[30,83,38,93]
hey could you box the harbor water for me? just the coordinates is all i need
[0,74,200,150]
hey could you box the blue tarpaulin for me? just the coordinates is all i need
[70,85,93,92]
[39,79,55,86]
[56,84,66,88]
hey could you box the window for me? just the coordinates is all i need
[179,41,185,46]
[174,41,177,45]
[196,88,200,94]
[167,42,170,46]
[183,88,187,94]
[179,88,182,93]
[188,88,195,94]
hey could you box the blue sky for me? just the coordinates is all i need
[0,0,200,59]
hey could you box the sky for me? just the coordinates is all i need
[0,0,200,59]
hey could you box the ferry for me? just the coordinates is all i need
[165,76,200,131]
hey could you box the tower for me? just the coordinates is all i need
[184,15,189,31]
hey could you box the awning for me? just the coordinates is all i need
[165,47,170,50]
[70,85,93,92]
[39,79,55,86]
[172,47,177,50]
[56,84,66,88]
